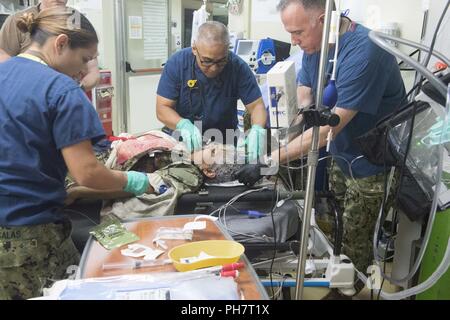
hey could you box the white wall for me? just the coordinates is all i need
[68,0,122,133]
[341,0,450,87]
[228,0,251,38]
[423,0,450,66]
[341,0,424,42]
[341,0,425,89]
[128,74,163,134]
[228,0,296,51]
[229,0,426,48]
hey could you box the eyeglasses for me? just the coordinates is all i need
[195,47,229,68]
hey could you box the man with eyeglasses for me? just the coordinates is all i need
[156,21,267,161]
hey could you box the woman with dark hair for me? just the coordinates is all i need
[0,8,152,300]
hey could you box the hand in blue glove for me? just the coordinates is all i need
[176,119,202,152]
[124,171,150,196]
[245,124,266,162]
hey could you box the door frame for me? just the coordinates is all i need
[113,0,171,133]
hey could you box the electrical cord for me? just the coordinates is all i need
[372,71,441,266]
[269,176,280,299]
[209,187,277,242]
[423,0,449,69]
[372,2,449,283]
[374,73,442,244]
[377,236,396,300]
[414,0,449,96]
[398,49,420,71]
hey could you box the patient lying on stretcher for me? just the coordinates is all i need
[65,132,246,214]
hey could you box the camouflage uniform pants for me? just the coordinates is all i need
[0,219,80,300]
[317,162,397,273]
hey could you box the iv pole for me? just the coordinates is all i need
[294,0,335,300]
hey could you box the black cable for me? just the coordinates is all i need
[400,68,418,72]
[368,72,432,301]
[415,0,449,94]
[370,71,447,299]
[423,0,449,69]
[372,3,449,292]
[269,176,280,299]
[398,49,420,68]
[377,235,394,301]
[322,195,343,257]
[375,73,432,251]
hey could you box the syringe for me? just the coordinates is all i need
[102,259,173,271]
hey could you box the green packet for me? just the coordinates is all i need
[89,215,140,250]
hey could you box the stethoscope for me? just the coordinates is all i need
[186,54,227,122]
[186,55,205,121]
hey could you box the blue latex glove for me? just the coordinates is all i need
[245,124,266,162]
[176,119,202,152]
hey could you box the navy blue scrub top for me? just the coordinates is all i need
[157,48,262,136]
[298,24,406,178]
[0,57,105,226]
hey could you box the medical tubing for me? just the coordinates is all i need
[369,24,449,284]
[359,239,450,300]
[373,85,450,286]
[422,0,449,69]
[124,171,149,196]
[369,31,447,96]
[331,0,340,81]
[415,1,449,98]
[371,33,450,67]
[373,84,450,286]
[211,187,275,242]
[369,80,433,248]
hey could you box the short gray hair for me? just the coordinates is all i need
[202,143,245,184]
[196,21,230,46]
[276,0,327,12]
[205,163,245,184]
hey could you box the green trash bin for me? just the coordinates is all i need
[416,209,450,300]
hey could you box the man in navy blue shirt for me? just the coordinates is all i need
[235,0,406,287]
[156,21,267,160]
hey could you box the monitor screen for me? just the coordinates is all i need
[273,39,291,62]
[236,41,254,55]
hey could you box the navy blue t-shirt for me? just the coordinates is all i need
[0,57,105,226]
[298,24,406,178]
[157,48,262,136]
